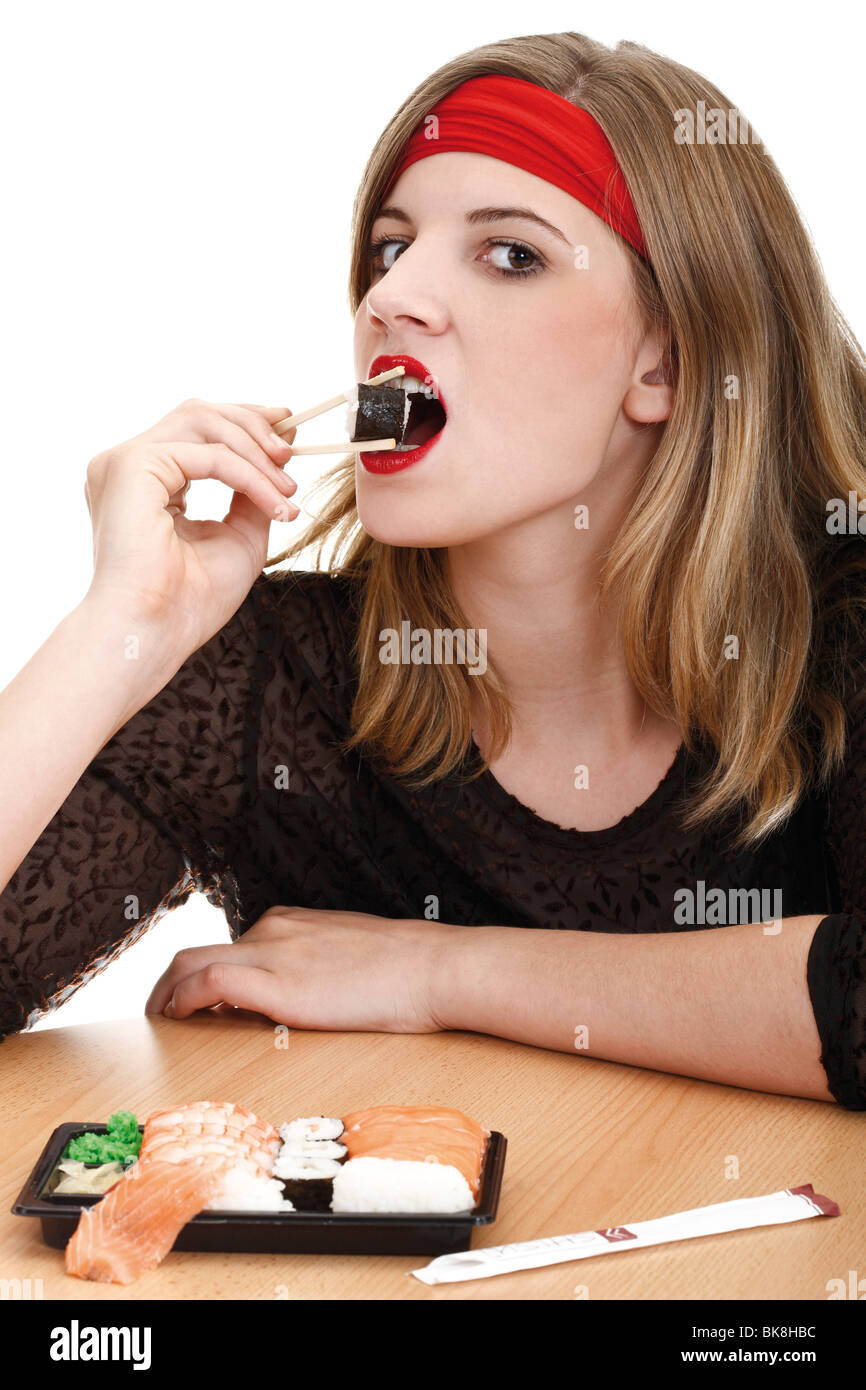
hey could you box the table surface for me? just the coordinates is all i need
[0,1012,860,1301]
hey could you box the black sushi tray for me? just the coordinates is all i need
[12,1122,508,1256]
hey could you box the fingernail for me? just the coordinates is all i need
[272,502,300,522]
[270,432,289,450]
[163,992,175,1018]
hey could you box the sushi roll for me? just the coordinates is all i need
[273,1116,347,1211]
[273,1154,344,1213]
[278,1116,345,1148]
[348,383,435,448]
[349,383,410,444]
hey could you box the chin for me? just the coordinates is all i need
[357,508,501,549]
[357,510,455,547]
[354,493,460,547]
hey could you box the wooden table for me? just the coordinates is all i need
[0,1013,860,1301]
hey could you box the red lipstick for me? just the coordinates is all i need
[361,354,447,474]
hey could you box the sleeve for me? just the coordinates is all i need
[0,577,268,1040]
[806,914,866,1109]
[811,590,866,1108]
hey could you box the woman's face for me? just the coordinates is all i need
[353,152,671,547]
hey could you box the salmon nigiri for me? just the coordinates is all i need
[65,1155,229,1284]
[340,1106,490,1201]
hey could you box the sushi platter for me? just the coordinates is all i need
[12,1102,507,1282]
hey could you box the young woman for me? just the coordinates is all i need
[2,31,864,1109]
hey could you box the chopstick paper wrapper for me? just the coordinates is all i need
[411,1184,839,1285]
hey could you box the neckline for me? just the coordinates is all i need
[315,570,694,846]
[466,736,690,849]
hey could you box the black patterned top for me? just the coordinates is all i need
[2,568,863,1108]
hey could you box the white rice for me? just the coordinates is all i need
[276,1137,347,1162]
[330,1157,474,1214]
[279,1116,344,1146]
[204,1166,294,1212]
[273,1152,343,1181]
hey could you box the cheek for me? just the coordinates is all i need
[352,308,370,379]
[466,308,623,468]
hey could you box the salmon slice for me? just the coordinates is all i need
[65,1155,229,1285]
[341,1106,490,1201]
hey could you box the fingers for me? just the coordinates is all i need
[165,962,282,1021]
[216,402,298,464]
[144,944,253,1015]
[220,487,295,550]
[186,406,297,498]
[236,405,293,424]
[236,404,297,441]
[149,441,300,525]
[166,477,191,514]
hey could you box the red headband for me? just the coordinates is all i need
[382,74,648,263]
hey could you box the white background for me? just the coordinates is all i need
[2,0,863,1029]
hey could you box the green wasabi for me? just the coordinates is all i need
[62,1110,142,1164]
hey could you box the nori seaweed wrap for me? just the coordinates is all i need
[274,1117,347,1212]
[274,1154,345,1212]
[350,383,410,443]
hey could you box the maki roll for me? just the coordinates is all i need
[279,1116,346,1150]
[273,1116,347,1212]
[348,384,435,448]
[273,1154,344,1213]
[349,383,411,444]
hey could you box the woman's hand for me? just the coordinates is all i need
[144,906,458,1033]
[83,397,301,656]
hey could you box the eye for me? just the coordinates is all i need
[363,233,547,281]
[366,236,408,276]
[480,239,545,279]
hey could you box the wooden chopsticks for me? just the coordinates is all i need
[272,366,405,454]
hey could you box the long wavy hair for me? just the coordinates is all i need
[264,30,866,851]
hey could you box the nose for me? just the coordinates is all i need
[364,243,449,337]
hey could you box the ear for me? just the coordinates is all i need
[623,328,676,425]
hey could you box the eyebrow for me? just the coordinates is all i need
[373,204,571,246]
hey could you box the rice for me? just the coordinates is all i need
[204,1166,294,1212]
[330,1156,475,1214]
[278,1116,345,1147]
[273,1153,343,1181]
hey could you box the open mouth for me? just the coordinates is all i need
[382,373,448,449]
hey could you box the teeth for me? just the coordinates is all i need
[385,373,426,393]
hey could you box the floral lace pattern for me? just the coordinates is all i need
[1,569,862,1107]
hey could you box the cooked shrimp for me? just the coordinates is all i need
[139,1101,279,1178]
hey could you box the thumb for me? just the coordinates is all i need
[222,489,298,551]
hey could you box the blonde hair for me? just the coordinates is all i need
[265,30,866,851]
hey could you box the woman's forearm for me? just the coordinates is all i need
[430,915,834,1102]
[0,596,189,895]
